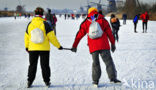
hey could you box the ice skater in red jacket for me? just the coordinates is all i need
[71,7,121,87]
[140,11,149,33]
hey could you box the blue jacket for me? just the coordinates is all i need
[133,15,139,23]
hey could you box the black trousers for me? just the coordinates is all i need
[28,51,50,83]
[123,19,126,25]
[134,22,137,32]
[91,50,117,83]
[143,22,148,32]
[112,28,119,42]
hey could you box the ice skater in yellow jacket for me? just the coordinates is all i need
[24,7,63,88]
[24,13,61,51]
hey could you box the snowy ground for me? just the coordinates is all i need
[0,16,156,90]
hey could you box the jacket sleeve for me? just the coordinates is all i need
[140,14,143,19]
[44,21,61,48]
[47,31,61,48]
[104,20,115,45]
[24,32,29,48]
[72,22,87,48]
[147,14,149,20]
[117,18,120,26]
[54,16,57,23]
[24,22,31,48]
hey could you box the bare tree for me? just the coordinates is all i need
[124,0,138,18]
[16,5,25,13]
[136,0,141,9]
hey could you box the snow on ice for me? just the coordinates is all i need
[0,16,156,90]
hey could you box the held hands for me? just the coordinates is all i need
[58,46,77,53]
[111,44,116,53]
[71,47,77,53]
[58,46,63,50]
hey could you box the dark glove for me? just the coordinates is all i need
[26,48,29,53]
[111,44,116,53]
[71,47,77,53]
[58,46,63,50]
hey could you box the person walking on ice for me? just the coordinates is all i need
[45,9,57,35]
[24,7,63,88]
[133,14,140,33]
[110,14,120,42]
[71,7,121,87]
[140,11,149,33]
[122,13,127,25]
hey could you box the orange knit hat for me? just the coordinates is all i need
[88,7,98,14]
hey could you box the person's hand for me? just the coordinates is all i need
[71,47,77,53]
[111,44,116,53]
[26,48,29,53]
[58,46,63,50]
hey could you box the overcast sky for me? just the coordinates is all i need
[0,0,155,11]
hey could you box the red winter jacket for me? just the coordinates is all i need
[72,11,115,53]
[140,12,149,22]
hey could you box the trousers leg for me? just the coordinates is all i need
[112,28,116,40]
[40,51,51,82]
[28,51,39,82]
[134,23,137,32]
[123,20,126,25]
[116,30,119,42]
[91,51,101,83]
[100,50,117,80]
[143,22,145,33]
[145,22,147,32]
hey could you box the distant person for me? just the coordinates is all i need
[140,11,149,33]
[14,13,16,19]
[71,14,75,19]
[24,7,63,88]
[52,13,57,35]
[76,14,80,19]
[64,14,67,20]
[45,9,56,35]
[17,13,19,19]
[110,14,120,42]
[19,13,22,19]
[28,13,31,19]
[133,14,140,33]
[122,13,127,25]
[71,7,121,87]
[59,14,62,17]
[24,13,27,18]
[68,14,70,19]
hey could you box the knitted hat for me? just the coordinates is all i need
[88,7,98,14]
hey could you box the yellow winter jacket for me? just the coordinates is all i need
[24,17,61,51]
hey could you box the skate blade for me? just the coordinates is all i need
[110,81,122,84]
[93,84,98,88]
[46,85,50,88]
